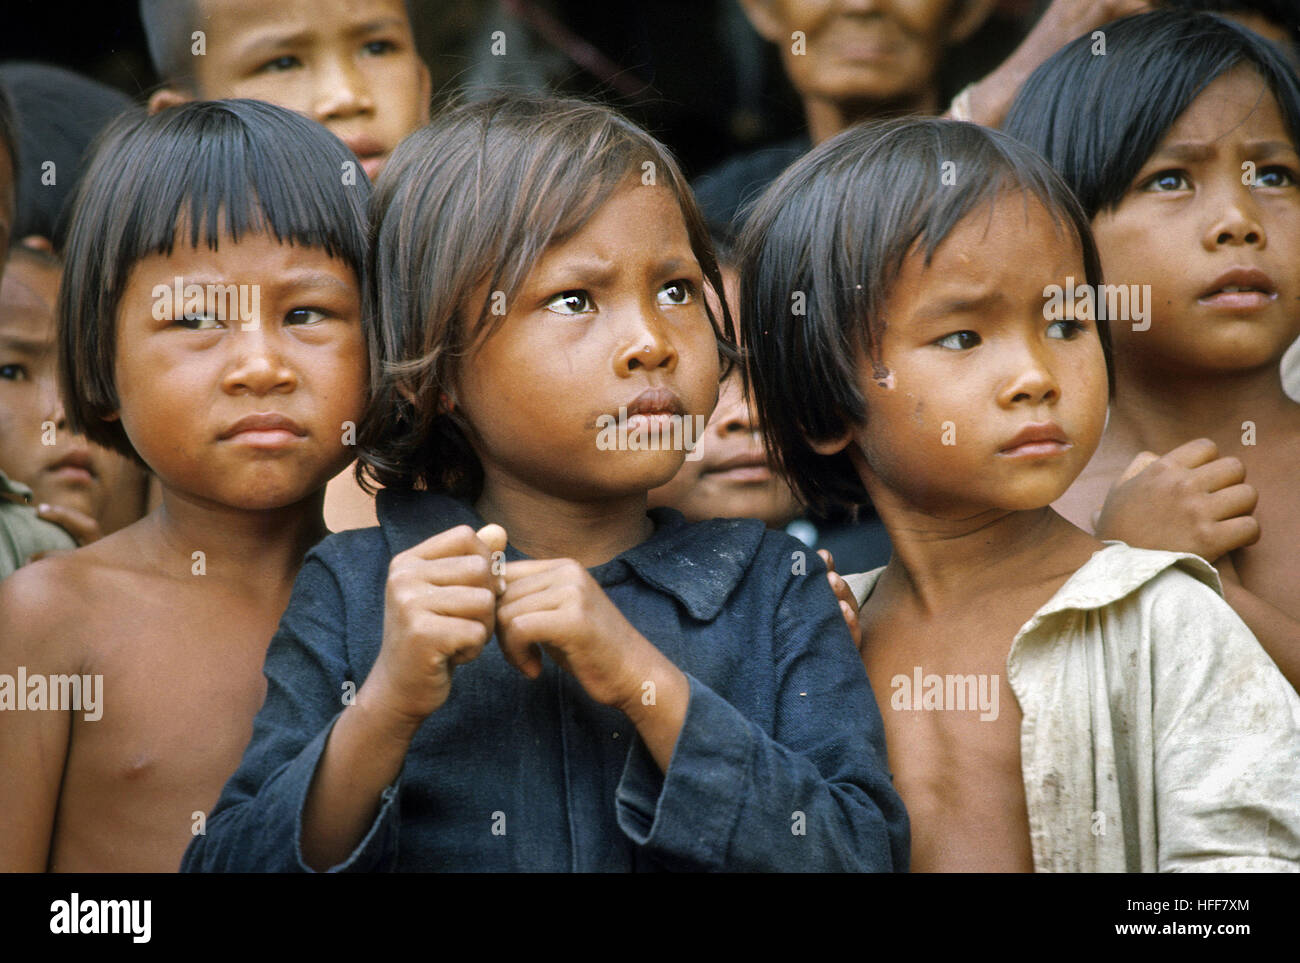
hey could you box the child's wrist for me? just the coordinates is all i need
[352,677,425,746]
[618,649,688,727]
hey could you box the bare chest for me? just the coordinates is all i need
[862,612,1034,872]
[47,586,278,870]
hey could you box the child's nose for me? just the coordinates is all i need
[1202,189,1265,251]
[616,305,678,376]
[222,334,298,395]
[711,378,755,437]
[37,374,66,428]
[998,342,1060,408]
[312,57,375,121]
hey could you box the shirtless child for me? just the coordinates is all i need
[0,100,370,871]
[739,116,1300,871]
[1005,10,1300,686]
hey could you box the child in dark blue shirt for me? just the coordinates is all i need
[183,94,908,872]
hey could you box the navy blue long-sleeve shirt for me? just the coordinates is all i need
[182,489,908,872]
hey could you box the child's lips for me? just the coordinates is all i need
[704,450,772,483]
[998,423,1071,458]
[219,413,307,448]
[45,451,96,484]
[1197,268,1278,311]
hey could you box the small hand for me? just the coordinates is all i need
[818,549,863,655]
[363,523,507,733]
[496,558,653,712]
[1093,438,1259,562]
[36,502,103,547]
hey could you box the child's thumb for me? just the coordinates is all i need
[476,523,508,555]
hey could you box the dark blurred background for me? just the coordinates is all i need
[0,0,1039,178]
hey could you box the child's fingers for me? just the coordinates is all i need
[839,600,863,653]
[500,557,569,582]
[34,503,102,546]
[393,553,496,589]
[1211,515,1261,555]
[496,584,567,627]
[401,524,492,563]
[499,558,582,605]
[495,622,545,679]
[1161,438,1219,471]
[475,524,508,556]
[1193,456,1247,493]
[1208,483,1258,521]
[817,548,836,574]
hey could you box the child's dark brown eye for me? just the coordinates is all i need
[285,308,327,325]
[1142,170,1190,192]
[260,55,300,73]
[0,363,28,381]
[936,330,980,351]
[1255,166,1297,188]
[657,280,694,306]
[1047,320,1086,340]
[362,40,397,56]
[545,290,594,315]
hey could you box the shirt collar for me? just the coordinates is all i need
[375,488,765,621]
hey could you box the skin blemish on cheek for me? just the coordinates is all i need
[870,359,895,390]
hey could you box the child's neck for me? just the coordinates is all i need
[475,476,654,568]
[142,486,328,592]
[1107,356,1297,455]
[869,495,1098,616]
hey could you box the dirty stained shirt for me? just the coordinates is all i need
[846,542,1300,872]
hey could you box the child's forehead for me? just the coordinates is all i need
[0,269,58,337]
[200,0,411,42]
[1157,67,1295,148]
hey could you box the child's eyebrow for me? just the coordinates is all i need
[1149,142,1216,164]
[911,291,1002,323]
[541,258,617,288]
[0,333,53,355]
[1243,139,1300,157]
[234,30,315,59]
[345,17,407,38]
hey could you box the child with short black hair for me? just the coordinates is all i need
[183,93,907,873]
[140,0,429,182]
[140,0,431,531]
[0,83,78,578]
[740,115,1300,871]
[1005,9,1300,689]
[0,246,150,547]
[0,99,371,871]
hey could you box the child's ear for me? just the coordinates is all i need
[946,0,998,46]
[739,0,786,46]
[147,87,193,117]
[809,427,855,457]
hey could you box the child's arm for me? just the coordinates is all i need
[495,547,908,871]
[0,565,74,871]
[1095,439,1300,688]
[182,525,502,873]
[956,0,1151,128]
[300,525,502,869]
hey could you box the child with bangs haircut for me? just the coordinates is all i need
[739,116,1300,871]
[184,93,908,873]
[1005,10,1300,690]
[0,83,81,577]
[0,99,371,871]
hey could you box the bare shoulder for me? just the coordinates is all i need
[0,524,157,665]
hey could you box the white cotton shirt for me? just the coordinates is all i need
[845,542,1300,872]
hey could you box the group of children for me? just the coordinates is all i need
[0,0,1298,872]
